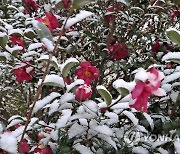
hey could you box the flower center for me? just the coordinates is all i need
[84,71,92,77]
[43,17,50,26]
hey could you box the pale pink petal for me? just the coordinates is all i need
[152,88,166,96]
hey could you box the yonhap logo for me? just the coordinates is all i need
[124,129,180,145]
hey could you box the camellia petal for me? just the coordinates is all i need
[152,88,166,96]
[131,82,145,99]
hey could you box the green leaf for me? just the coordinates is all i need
[0,54,6,62]
[166,28,180,46]
[166,58,180,64]
[24,30,35,39]
[33,21,54,43]
[117,87,129,98]
[72,0,95,9]
[0,34,8,48]
[61,58,79,77]
[97,85,112,106]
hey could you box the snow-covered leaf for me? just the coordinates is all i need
[38,55,59,69]
[32,20,54,50]
[65,10,94,29]
[60,58,79,77]
[56,109,72,128]
[40,74,65,88]
[33,92,61,114]
[162,52,180,64]
[122,110,138,125]
[68,122,86,138]
[97,85,112,106]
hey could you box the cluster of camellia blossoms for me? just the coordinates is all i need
[74,61,99,101]
[12,0,61,83]
[130,67,166,112]
[0,124,53,153]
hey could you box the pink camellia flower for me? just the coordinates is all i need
[75,84,92,101]
[108,43,128,60]
[34,145,52,154]
[75,61,99,85]
[19,139,30,153]
[130,67,166,112]
[36,12,60,32]
[13,62,34,83]
[9,35,25,52]
[62,0,72,9]
[24,0,39,14]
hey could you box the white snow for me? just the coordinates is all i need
[132,146,149,154]
[162,71,180,83]
[59,93,75,104]
[0,133,18,154]
[65,10,94,29]
[7,119,23,129]
[8,29,23,36]
[66,79,84,92]
[162,52,180,61]
[104,112,119,124]
[174,140,180,154]
[74,143,93,154]
[33,92,61,114]
[56,109,72,128]
[48,99,60,115]
[98,134,117,150]
[93,125,113,136]
[68,122,86,138]
[5,45,23,53]
[113,79,135,92]
[39,74,65,87]
[110,102,129,110]
[28,43,44,51]
[143,113,154,130]
[134,68,148,82]
[38,55,59,68]
[42,38,54,52]
[0,32,7,37]
[122,111,138,125]
[83,100,98,115]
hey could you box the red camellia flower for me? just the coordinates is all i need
[130,67,166,112]
[34,145,52,154]
[108,43,128,60]
[75,61,99,85]
[19,139,30,153]
[104,5,123,23]
[151,40,161,53]
[62,0,72,9]
[75,84,92,101]
[36,12,60,32]
[24,0,39,14]
[9,35,25,52]
[13,62,34,83]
